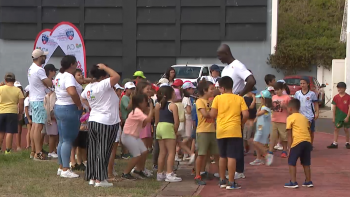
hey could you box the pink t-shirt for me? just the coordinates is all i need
[123,108,147,137]
[271,94,291,123]
[174,88,182,101]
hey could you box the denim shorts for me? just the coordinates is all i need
[30,101,47,124]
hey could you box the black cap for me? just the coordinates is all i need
[337,82,347,88]
[44,64,58,72]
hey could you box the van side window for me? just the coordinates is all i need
[201,67,209,76]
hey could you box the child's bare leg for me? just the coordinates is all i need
[344,128,349,142]
[288,165,297,183]
[26,124,31,148]
[219,157,227,180]
[303,165,311,182]
[334,128,340,143]
[227,158,236,183]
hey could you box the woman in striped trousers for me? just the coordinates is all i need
[81,64,121,187]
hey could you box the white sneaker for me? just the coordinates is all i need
[214,173,219,178]
[60,169,79,178]
[265,154,274,166]
[157,172,166,181]
[249,159,264,166]
[175,155,182,162]
[94,180,113,187]
[57,168,62,176]
[234,172,246,179]
[89,180,95,185]
[188,154,195,164]
[143,168,153,177]
[48,152,58,159]
[165,172,182,182]
[183,154,189,161]
[274,144,283,151]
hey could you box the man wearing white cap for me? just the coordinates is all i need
[28,49,54,160]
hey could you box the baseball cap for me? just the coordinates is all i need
[267,86,274,91]
[14,81,22,87]
[256,90,272,99]
[32,49,49,59]
[151,84,159,91]
[114,83,124,90]
[25,85,30,92]
[182,82,196,89]
[277,79,286,84]
[133,71,146,79]
[210,64,221,72]
[158,78,169,85]
[300,76,310,84]
[44,64,58,72]
[159,83,170,87]
[124,82,136,89]
[337,82,347,88]
[5,72,15,81]
[172,79,183,87]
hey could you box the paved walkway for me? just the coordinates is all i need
[199,132,350,197]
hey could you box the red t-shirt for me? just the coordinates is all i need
[332,93,350,115]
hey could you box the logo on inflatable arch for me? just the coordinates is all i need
[66,29,74,40]
[42,34,49,44]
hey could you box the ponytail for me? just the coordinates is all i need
[283,83,290,95]
[157,86,174,109]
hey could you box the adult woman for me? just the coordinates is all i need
[0,73,24,154]
[54,55,83,178]
[82,64,120,187]
[165,67,176,85]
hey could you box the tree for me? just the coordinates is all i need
[268,0,346,74]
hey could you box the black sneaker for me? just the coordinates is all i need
[133,170,148,179]
[42,149,49,155]
[71,164,80,171]
[78,163,86,171]
[201,172,214,180]
[346,143,350,149]
[194,176,206,185]
[327,143,338,149]
[122,173,136,180]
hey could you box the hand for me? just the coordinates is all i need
[0,81,5,86]
[97,63,107,70]
[344,117,349,123]
[78,105,83,111]
[314,114,319,120]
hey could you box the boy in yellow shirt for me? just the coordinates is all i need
[284,99,313,189]
[210,76,248,190]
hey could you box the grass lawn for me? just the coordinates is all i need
[0,149,162,197]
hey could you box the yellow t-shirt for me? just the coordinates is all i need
[211,93,248,139]
[196,98,215,133]
[286,113,311,148]
[175,102,185,122]
[0,85,24,114]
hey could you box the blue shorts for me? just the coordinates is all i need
[288,141,312,166]
[30,101,47,124]
[310,119,315,132]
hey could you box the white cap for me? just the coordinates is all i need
[158,78,169,85]
[114,83,124,90]
[14,81,22,87]
[25,85,30,92]
[267,86,274,91]
[124,82,136,89]
[32,49,49,59]
[159,83,170,87]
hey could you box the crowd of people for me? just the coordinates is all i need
[0,44,349,190]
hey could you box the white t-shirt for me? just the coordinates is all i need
[24,97,31,117]
[54,72,79,105]
[182,97,192,120]
[81,78,120,125]
[76,83,83,96]
[221,60,252,94]
[28,63,48,101]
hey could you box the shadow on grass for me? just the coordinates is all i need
[0,150,161,197]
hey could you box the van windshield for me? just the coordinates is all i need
[284,78,300,86]
[173,66,201,79]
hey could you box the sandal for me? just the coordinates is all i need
[33,152,48,161]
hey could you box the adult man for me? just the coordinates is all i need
[217,44,256,180]
[200,64,221,84]
[133,71,146,85]
[28,49,53,160]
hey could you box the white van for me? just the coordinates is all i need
[170,64,225,84]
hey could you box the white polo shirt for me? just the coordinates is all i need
[221,60,251,94]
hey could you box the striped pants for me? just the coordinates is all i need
[85,121,119,181]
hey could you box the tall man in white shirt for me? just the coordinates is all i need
[217,44,256,179]
[28,49,53,160]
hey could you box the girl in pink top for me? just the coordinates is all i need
[121,93,153,180]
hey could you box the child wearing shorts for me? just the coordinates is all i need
[327,82,350,149]
[44,91,59,159]
[243,91,257,153]
[284,99,313,188]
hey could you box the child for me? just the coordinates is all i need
[210,76,249,190]
[14,81,25,151]
[108,83,124,179]
[155,86,182,182]
[277,79,291,95]
[250,90,272,165]
[121,93,153,180]
[327,82,350,149]
[294,77,319,147]
[284,99,313,188]
[172,79,183,102]
[264,74,276,94]
[194,79,219,185]
[120,82,136,159]
[24,89,32,149]
[43,90,59,159]
[266,82,291,165]
[182,82,196,159]
[243,91,257,153]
